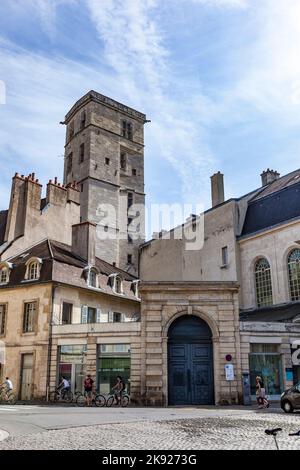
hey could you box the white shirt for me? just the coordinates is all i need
[62,379,69,388]
[5,379,13,390]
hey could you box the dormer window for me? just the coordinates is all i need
[0,263,12,285]
[88,269,98,288]
[131,280,140,298]
[0,268,8,284]
[25,258,42,281]
[115,276,123,294]
[109,273,123,294]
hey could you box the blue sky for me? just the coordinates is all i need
[1,0,300,221]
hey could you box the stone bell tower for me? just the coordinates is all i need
[62,91,146,275]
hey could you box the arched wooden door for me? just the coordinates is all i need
[168,315,214,405]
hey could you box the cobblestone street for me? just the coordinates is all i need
[0,406,300,450]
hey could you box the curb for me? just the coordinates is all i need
[0,430,9,442]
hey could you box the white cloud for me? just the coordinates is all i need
[190,0,248,7]
[87,0,215,206]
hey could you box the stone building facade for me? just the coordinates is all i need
[62,91,146,275]
[0,90,300,406]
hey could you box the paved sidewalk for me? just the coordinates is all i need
[0,406,299,450]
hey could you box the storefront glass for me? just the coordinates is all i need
[58,345,87,393]
[97,344,131,395]
[249,344,283,396]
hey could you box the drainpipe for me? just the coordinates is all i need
[46,284,56,401]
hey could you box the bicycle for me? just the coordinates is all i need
[265,428,300,450]
[76,390,106,407]
[106,389,130,407]
[0,387,17,405]
[49,387,73,403]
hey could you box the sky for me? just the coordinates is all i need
[1,0,300,229]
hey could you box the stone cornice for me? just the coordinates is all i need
[65,90,146,123]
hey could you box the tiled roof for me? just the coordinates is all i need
[240,302,300,322]
[241,180,300,237]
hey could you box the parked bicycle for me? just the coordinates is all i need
[106,389,130,407]
[76,390,106,407]
[49,387,73,403]
[0,386,17,405]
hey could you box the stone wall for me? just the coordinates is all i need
[0,283,52,399]
[140,281,242,406]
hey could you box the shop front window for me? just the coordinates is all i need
[249,344,283,396]
[58,345,87,393]
[97,344,131,395]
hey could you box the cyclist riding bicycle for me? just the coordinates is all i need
[0,377,13,401]
[112,376,126,405]
[57,376,71,395]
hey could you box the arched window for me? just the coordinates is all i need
[255,258,273,307]
[288,249,300,301]
[115,276,122,294]
[28,262,38,280]
[25,258,42,281]
[88,269,98,288]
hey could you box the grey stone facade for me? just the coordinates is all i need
[63,91,146,275]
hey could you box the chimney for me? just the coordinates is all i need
[261,169,280,187]
[72,222,96,265]
[46,178,67,206]
[66,182,80,205]
[210,172,225,208]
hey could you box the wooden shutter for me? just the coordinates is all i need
[81,305,88,324]
[96,308,101,323]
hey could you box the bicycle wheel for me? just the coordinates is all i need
[76,393,86,407]
[49,391,59,402]
[106,396,114,407]
[7,393,17,405]
[121,395,130,407]
[63,390,73,403]
[94,394,106,407]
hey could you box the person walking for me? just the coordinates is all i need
[84,374,94,407]
[112,375,126,406]
[256,376,269,409]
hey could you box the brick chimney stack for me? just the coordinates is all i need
[210,172,225,208]
[261,169,280,187]
[72,222,96,265]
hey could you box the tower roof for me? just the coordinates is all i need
[64,90,147,124]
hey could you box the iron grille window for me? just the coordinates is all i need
[255,258,273,307]
[0,304,6,335]
[23,302,37,333]
[288,249,300,301]
[127,254,132,264]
